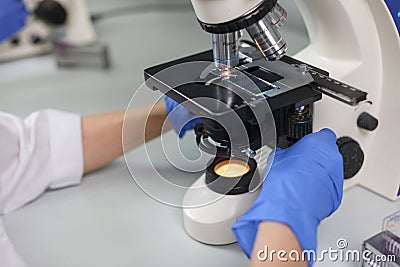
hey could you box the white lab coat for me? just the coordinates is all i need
[0,109,84,266]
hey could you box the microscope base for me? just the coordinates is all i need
[182,174,260,245]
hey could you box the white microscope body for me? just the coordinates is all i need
[294,0,400,201]
[183,0,400,245]
[0,0,96,62]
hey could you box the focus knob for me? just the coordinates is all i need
[287,106,312,144]
[337,137,364,179]
[34,0,68,26]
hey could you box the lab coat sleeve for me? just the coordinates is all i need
[0,110,83,267]
[0,219,27,267]
[0,109,84,215]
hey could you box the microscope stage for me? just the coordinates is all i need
[144,49,367,118]
[145,50,322,116]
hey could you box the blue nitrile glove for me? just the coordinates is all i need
[232,128,343,266]
[164,96,202,138]
[0,0,29,43]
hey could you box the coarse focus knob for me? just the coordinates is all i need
[357,112,378,131]
[337,137,364,179]
[34,0,68,26]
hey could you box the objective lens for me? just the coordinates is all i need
[246,16,287,61]
[214,159,250,178]
[267,3,287,28]
[212,31,240,68]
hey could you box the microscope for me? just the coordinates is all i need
[0,0,96,62]
[144,0,400,245]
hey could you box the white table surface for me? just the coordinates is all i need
[1,1,399,266]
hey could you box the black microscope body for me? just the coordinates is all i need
[144,47,367,153]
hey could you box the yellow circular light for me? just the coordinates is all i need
[214,159,250,178]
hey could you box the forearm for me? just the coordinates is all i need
[82,102,172,174]
[250,222,307,267]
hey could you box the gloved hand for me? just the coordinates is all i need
[0,0,29,43]
[164,96,202,138]
[232,128,343,266]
